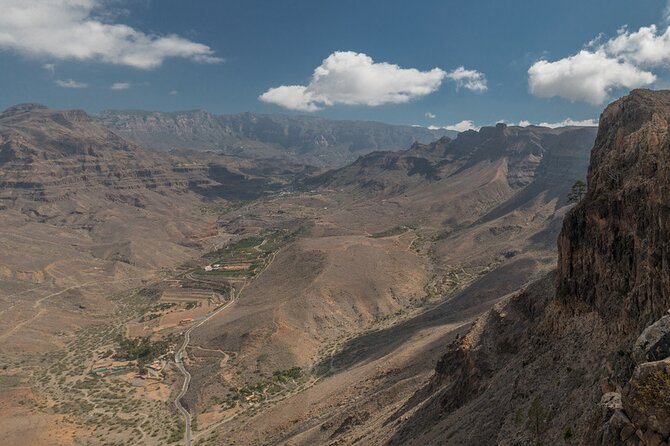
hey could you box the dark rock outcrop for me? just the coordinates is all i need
[557,90,670,333]
[389,90,670,445]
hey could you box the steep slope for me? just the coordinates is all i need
[96,109,455,167]
[0,103,212,203]
[312,123,597,230]
[177,123,597,444]
[387,90,670,446]
[0,104,235,353]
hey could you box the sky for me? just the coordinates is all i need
[1,0,670,129]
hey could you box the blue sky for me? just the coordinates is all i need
[1,0,669,129]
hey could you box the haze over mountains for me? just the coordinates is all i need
[97,109,456,167]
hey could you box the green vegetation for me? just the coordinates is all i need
[272,367,302,381]
[167,421,185,444]
[526,397,548,445]
[563,426,573,443]
[203,235,265,261]
[224,367,306,406]
[567,180,587,203]
[26,288,184,445]
[138,313,160,323]
[151,302,177,311]
[370,225,409,238]
[631,366,670,412]
[197,229,299,282]
[113,335,174,363]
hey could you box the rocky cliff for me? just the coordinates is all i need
[387,90,670,445]
[557,90,670,332]
[96,109,455,167]
[311,123,596,205]
[0,103,213,203]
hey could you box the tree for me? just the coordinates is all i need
[567,180,587,203]
[526,397,548,445]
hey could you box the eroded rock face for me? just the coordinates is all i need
[634,315,670,363]
[623,359,670,442]
[390,90,670,446]
[557,90,670,332]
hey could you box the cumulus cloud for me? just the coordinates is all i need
[506,118,598,128]
[428,118,598,132]
[425,112,436,119]
[259,51,487,111]
[603,25,670,68]
[428,119,481,132]
[525,20,670,104]
[55,78,87,88]
[0,0,223,69]
[528,50,655,105]
[445,67,488,92]
[110,82,130,90]
[43,63,56,74]
[536,118,598,128]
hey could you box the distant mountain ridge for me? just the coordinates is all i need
[96,109,457,167]
[311,123,597,206]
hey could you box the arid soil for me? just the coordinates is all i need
[0,103,597,445]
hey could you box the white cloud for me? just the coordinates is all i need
[528,50,655,105]
[526,20,670,105]
[428,118,598,132]
[55,78,87,88]
[445,66,488,92]
[43,63,55,74]
[110,82,130,90]
[425,112,436,119]
[444,120,479,132]
[259,51,486,111]
[0,0,223,69]
[169,90,178,95]
[536,118,598,128]
[504,118,598,128]
[603,25,670,68]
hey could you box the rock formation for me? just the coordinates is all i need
[388,90,670,445]
[96,109,456,167]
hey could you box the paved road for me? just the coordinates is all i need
[174,286,241,446]
[174,249,277,445]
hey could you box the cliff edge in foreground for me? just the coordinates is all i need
[388,90,670,445]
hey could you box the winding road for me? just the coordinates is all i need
[173,245,279,446]
[173,284,243,446]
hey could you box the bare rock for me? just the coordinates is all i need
[634,315,670,363]
[622,358,670,442]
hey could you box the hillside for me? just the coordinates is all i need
[385,90,670,445]
[0,102,601,446]
[179,122,597,445]
[96,109,456,167]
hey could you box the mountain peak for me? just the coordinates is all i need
[1,103,49,117]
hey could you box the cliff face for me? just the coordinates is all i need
[557,90,670,332]
[0,104,212,202]
[312,123,596,198]
[96,109,456,167]
[388,90,670,446]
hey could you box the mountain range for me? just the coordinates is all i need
[4,92,669,446]
[97,109,456,167]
